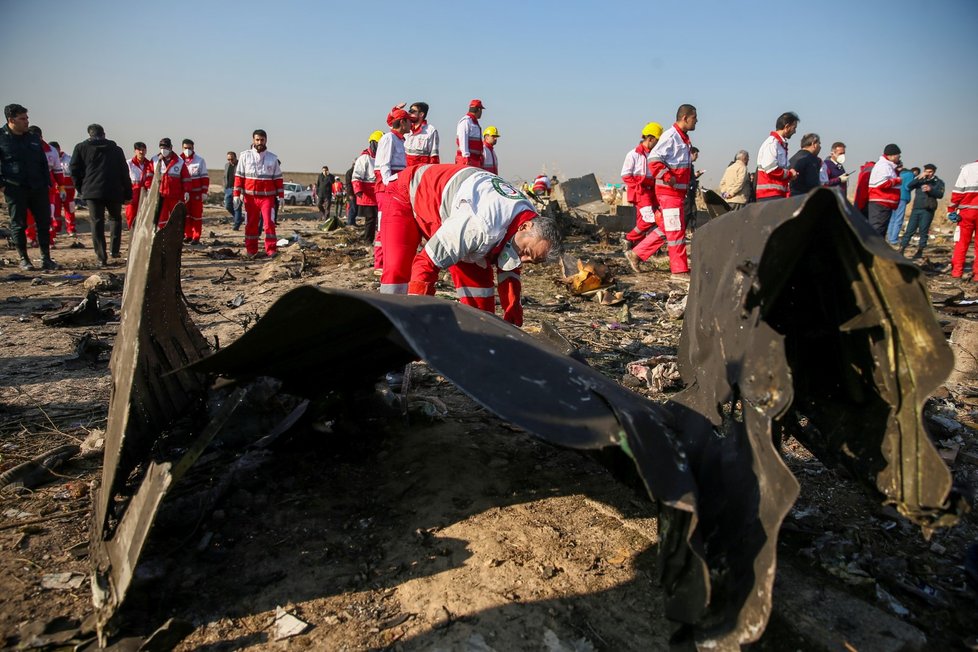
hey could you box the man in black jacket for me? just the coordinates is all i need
[70,124,131,266]
[789,133,823,196]
[315,165,334,219]
[344,164,356,226]
[0,103,57,270]
[899,164,945,259]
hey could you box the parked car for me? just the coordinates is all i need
[283,182,313,206]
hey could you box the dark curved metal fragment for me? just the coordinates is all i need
[90,179,211,639]
[672,187,961,647]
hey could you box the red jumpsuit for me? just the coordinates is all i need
[53,151,76,235]
[455,113,483,167]
[181,152,208,241]
[374,130,407,271]
[233,147,284,256]
[380,164,536,326]
[405,121,440,166]
[639,123,692,273]
[482,141,498,175]
[153,154,192,229]
[126,156,154,228]
[950,161,978,280]
[621,143,659,247]
[755,131,792,200]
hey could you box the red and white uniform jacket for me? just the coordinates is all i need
[233,148,284,200]
[405,121,440,166]
[181,152,209,196]
[152,154,192,199]
[455,113,483,166]
[127,156,154,190]
[755,131,791,199]
[620,143,656,207]
[648,124,692,202]
[854,161,874,212]
[59,152,73,190]
[949,161,978,217]
[352,148,377,206]
[41,140,66,190]
[532,175,551,194]
[374,131,407,187]
[331,179,344,195]
[482,141,498,175]
[867,156,902,209]
[404,164,536,270]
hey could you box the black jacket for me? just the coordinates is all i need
[0,124,51,191]
[789,150,822,196]
[70,137,130,201]
[316,172,335,198]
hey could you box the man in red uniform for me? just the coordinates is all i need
[755,112,800,201]
[405,101,440,166]
[125,142,153,229]
[634,104,698,275]
[620,122,662,267]
[866,144,903,236]
[233,129,284,258]
[374,108,412,272]
[50,142,77,237]
[854,160,875,218]
[482,126,500,175]
[948,159,978,281]
[180,138,208,244]
[379,164,558,326]
[152,138,191,229]
[353,130,382,252]
[455,99,485,167]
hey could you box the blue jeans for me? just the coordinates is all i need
[224,188,243,228]
[899,209,935,254]
[886,199,908,244]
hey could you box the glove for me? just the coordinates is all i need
[276,197,283,211]
[183,192,190,202]
[839,174,850,182]
[948,212,961,223]
[59,190,66,201]
[233,196,243,211]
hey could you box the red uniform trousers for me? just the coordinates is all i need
[633,191,688,273]
[381,184,524,325]
[625,190,659,246]
[243,195,278,255]
[125,186,142,229]
[455,153,482,167]
[184,196,204,241]
[158,195,183,229]
[374,185,387,270]
[54,189,76,234]
[951,209,978,280]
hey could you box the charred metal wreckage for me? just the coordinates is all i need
[91,185,963,649]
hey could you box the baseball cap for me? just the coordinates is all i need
[469,99,486,109]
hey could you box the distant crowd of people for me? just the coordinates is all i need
[620,109,976,282]
[3,98,977,317]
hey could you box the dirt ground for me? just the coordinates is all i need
[1,200,976,651]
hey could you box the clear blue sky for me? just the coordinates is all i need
[3,0,976,189]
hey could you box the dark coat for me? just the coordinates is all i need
[0,124,50,191]
[70,137,130,201]
[316,172,335,198]
[789,150,822,196]
[908,175,945,212]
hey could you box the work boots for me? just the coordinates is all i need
[19,257,35,271]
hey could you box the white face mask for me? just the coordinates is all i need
[835,153,846,165]
[160,148,171,157]
[183,148,193,157]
